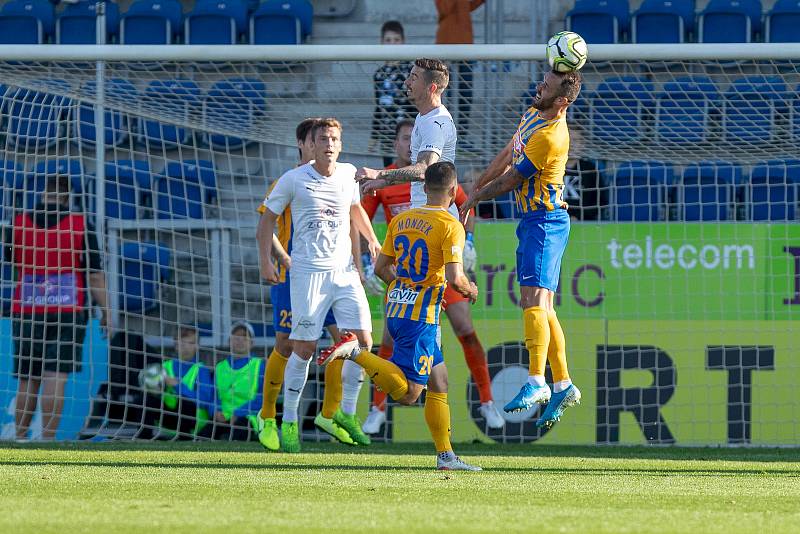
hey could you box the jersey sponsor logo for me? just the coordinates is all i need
[422,144,439,151]
[387,285,419,305]
[20,273,78,306]
[308,207,342,229]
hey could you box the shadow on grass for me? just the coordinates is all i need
[1,459,799,476]
[2,441,800,464]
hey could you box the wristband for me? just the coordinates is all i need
[465,232,474,243]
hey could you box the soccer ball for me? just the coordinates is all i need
[546,31,588,73]
[138,363,166,393]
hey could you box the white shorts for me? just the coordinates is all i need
[289,267,372,341]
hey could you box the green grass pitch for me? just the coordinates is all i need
[1,442,799,533]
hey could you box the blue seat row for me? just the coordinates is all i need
[0,0,312,45]
[567,0,800,44]
[2,77,267,150]
[609,160,799,221]
[0,158,218,222]
[581,75,797,145]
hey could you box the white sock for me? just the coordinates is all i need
[281,353,310,423]
[340,358,364,415]
[553,379,573,393]
[527,375,546,387]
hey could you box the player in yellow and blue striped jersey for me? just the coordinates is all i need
[460,69,583,430]
[318,162,481,471]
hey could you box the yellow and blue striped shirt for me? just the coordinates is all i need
[512,106,570,215]
[381,206,465,325]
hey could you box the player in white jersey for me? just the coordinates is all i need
[357,57,457,218]
[356,57,506,430]
[260,118,381,453]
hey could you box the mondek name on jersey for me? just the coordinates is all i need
[396,216,433,236]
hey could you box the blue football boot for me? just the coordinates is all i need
[503,382,552,413]
[535,384,581,428]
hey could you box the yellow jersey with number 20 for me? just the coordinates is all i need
[380,205,465,325]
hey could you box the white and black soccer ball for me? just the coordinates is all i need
[546,31,588,73]
[138,363,166,393]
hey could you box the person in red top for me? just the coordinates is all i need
[5,175,109,440]
[360,119,505,434]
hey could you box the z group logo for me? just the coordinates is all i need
[319,207,337,218]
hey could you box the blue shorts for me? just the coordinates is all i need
[387,317,443,386]
[271,275,335,334]
[516,209,570,291]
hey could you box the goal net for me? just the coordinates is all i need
[0,44,798,446]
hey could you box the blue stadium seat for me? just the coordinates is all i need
[700,0,761,43]
[3,80,71,148]
[120,242,171,313]
[138,79,202,149]
[0,261,14,314]
[185,0,247,44]
[591,77,654,143]
[632,0,694,43]
[680,162,741,221]
[0,0,54,43]
[250,0,312,44]
[25,159,84,210]
[767,0,800,42]
[656,77,718,145]
[120,0,183,44]
[566,0,629,43]
[724,76,788,144]
[104,160,151,220]
[612,161,673,221]
[749,160,800,221]
[0,160,23,221]
[204,78,267,148]
[156,160,217,219]
[56,0,119,44]
[76,79,138,147]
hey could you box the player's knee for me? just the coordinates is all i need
[292,341,316,359]
[275,334,292,356]
[445,303,474,336]
[427,366,448,393]
[397,390,421,405]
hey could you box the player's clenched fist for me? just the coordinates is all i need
[259,255,279,285]
[467,281,479,304]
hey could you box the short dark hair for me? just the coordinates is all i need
[424,161,457,192]
[414,58,449,93]
[381,20,404,40]
[395,118,415,139]
[552,70,583,103]
[311,117,342,141]
[296,118,320,143]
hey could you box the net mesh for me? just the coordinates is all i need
[0,53,798,445]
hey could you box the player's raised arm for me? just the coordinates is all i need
[459,166,525,223]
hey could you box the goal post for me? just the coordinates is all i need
[0,43,798,446]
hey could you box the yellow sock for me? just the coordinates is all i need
[353,350,408,400]
[260,348,288,419]
[523,306,550,377]
[424,391,452,453]
[547,310,570,383]
[321,359,343,418]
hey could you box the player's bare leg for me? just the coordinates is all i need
[444,301,504,429]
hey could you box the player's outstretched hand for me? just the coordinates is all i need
[360,178,386,197]
[468,282,479,304]
[367,238,381,260]
[355,167,380,182]
[260,256,279,285]
[459,195,478,224]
